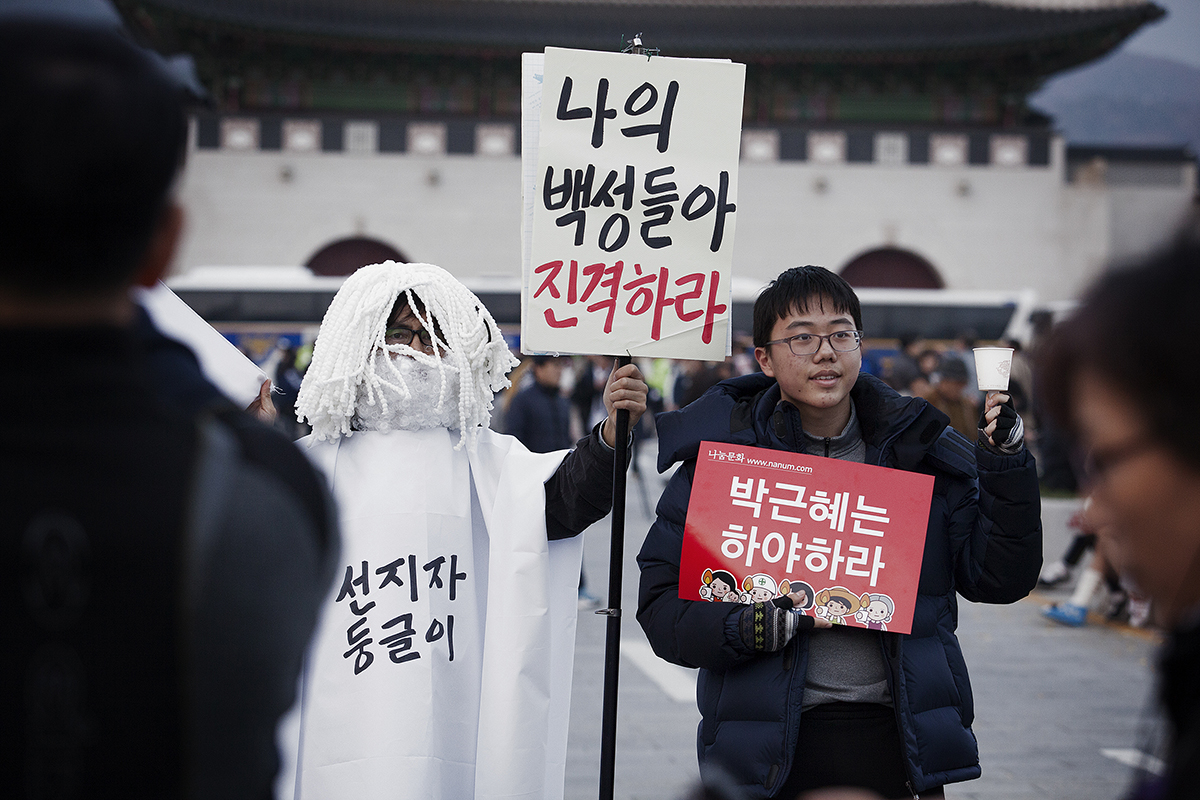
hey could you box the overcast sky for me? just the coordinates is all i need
[1120,0,1200,68]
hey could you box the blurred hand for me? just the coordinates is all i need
[246,379,277,425]
[601,362,648,448]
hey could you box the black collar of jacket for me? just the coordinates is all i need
[655,371,951,473]
[755,373,948,471]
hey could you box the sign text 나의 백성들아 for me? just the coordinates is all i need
[522,47,745,359]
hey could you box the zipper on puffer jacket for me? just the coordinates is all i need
[883,633,921,797]
[772,636,805,796]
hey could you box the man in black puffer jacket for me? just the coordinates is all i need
[637,266,1041,798]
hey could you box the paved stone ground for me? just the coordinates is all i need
[563,444,1164,800]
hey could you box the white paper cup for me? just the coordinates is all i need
[973,347,1014,391]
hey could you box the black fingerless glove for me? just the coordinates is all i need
[978,395,1025,454]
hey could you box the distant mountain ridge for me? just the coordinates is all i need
[1030,51,1200,154]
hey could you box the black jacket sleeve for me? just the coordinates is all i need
[636,461,753,672]
[953,445,1043,604]
[543,422,627,540]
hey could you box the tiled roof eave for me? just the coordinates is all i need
[136,0,1163,63]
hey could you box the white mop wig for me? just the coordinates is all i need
[296,261,518,449]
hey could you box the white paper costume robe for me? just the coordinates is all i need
[277,427,584,800]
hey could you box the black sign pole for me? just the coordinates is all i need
[597,352,632,800]
[598,37,658,800]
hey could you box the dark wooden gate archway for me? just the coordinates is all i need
[306,237,407,276]
[840,247,943,289]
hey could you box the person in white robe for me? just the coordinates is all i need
[278,261,646,800]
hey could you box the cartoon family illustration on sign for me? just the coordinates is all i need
[698,568,895,630]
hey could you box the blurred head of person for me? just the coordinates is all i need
[296,262,517,451]
[530,355,564,390]
[1039,221,1200,626]
[916,348,941,377]
[0,19,187,323]
[898,332,921,356]
[932,355,969,402]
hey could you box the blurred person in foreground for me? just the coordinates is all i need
[284,261,646,799]
[0,18,337,800]
[639,266,1041,798]
[1038,222,1200,799]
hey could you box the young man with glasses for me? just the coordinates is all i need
[637,266,1041,798]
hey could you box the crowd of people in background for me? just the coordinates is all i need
[259,328,1041,451]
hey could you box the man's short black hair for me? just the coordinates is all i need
[0,21,187,298]
[752,266,863,347]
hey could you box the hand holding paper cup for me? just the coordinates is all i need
[973,346,1014,392]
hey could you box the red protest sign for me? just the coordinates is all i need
[679,441,934,634]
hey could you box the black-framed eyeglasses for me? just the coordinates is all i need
[765,330,863,356]
[385,325,434,350]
